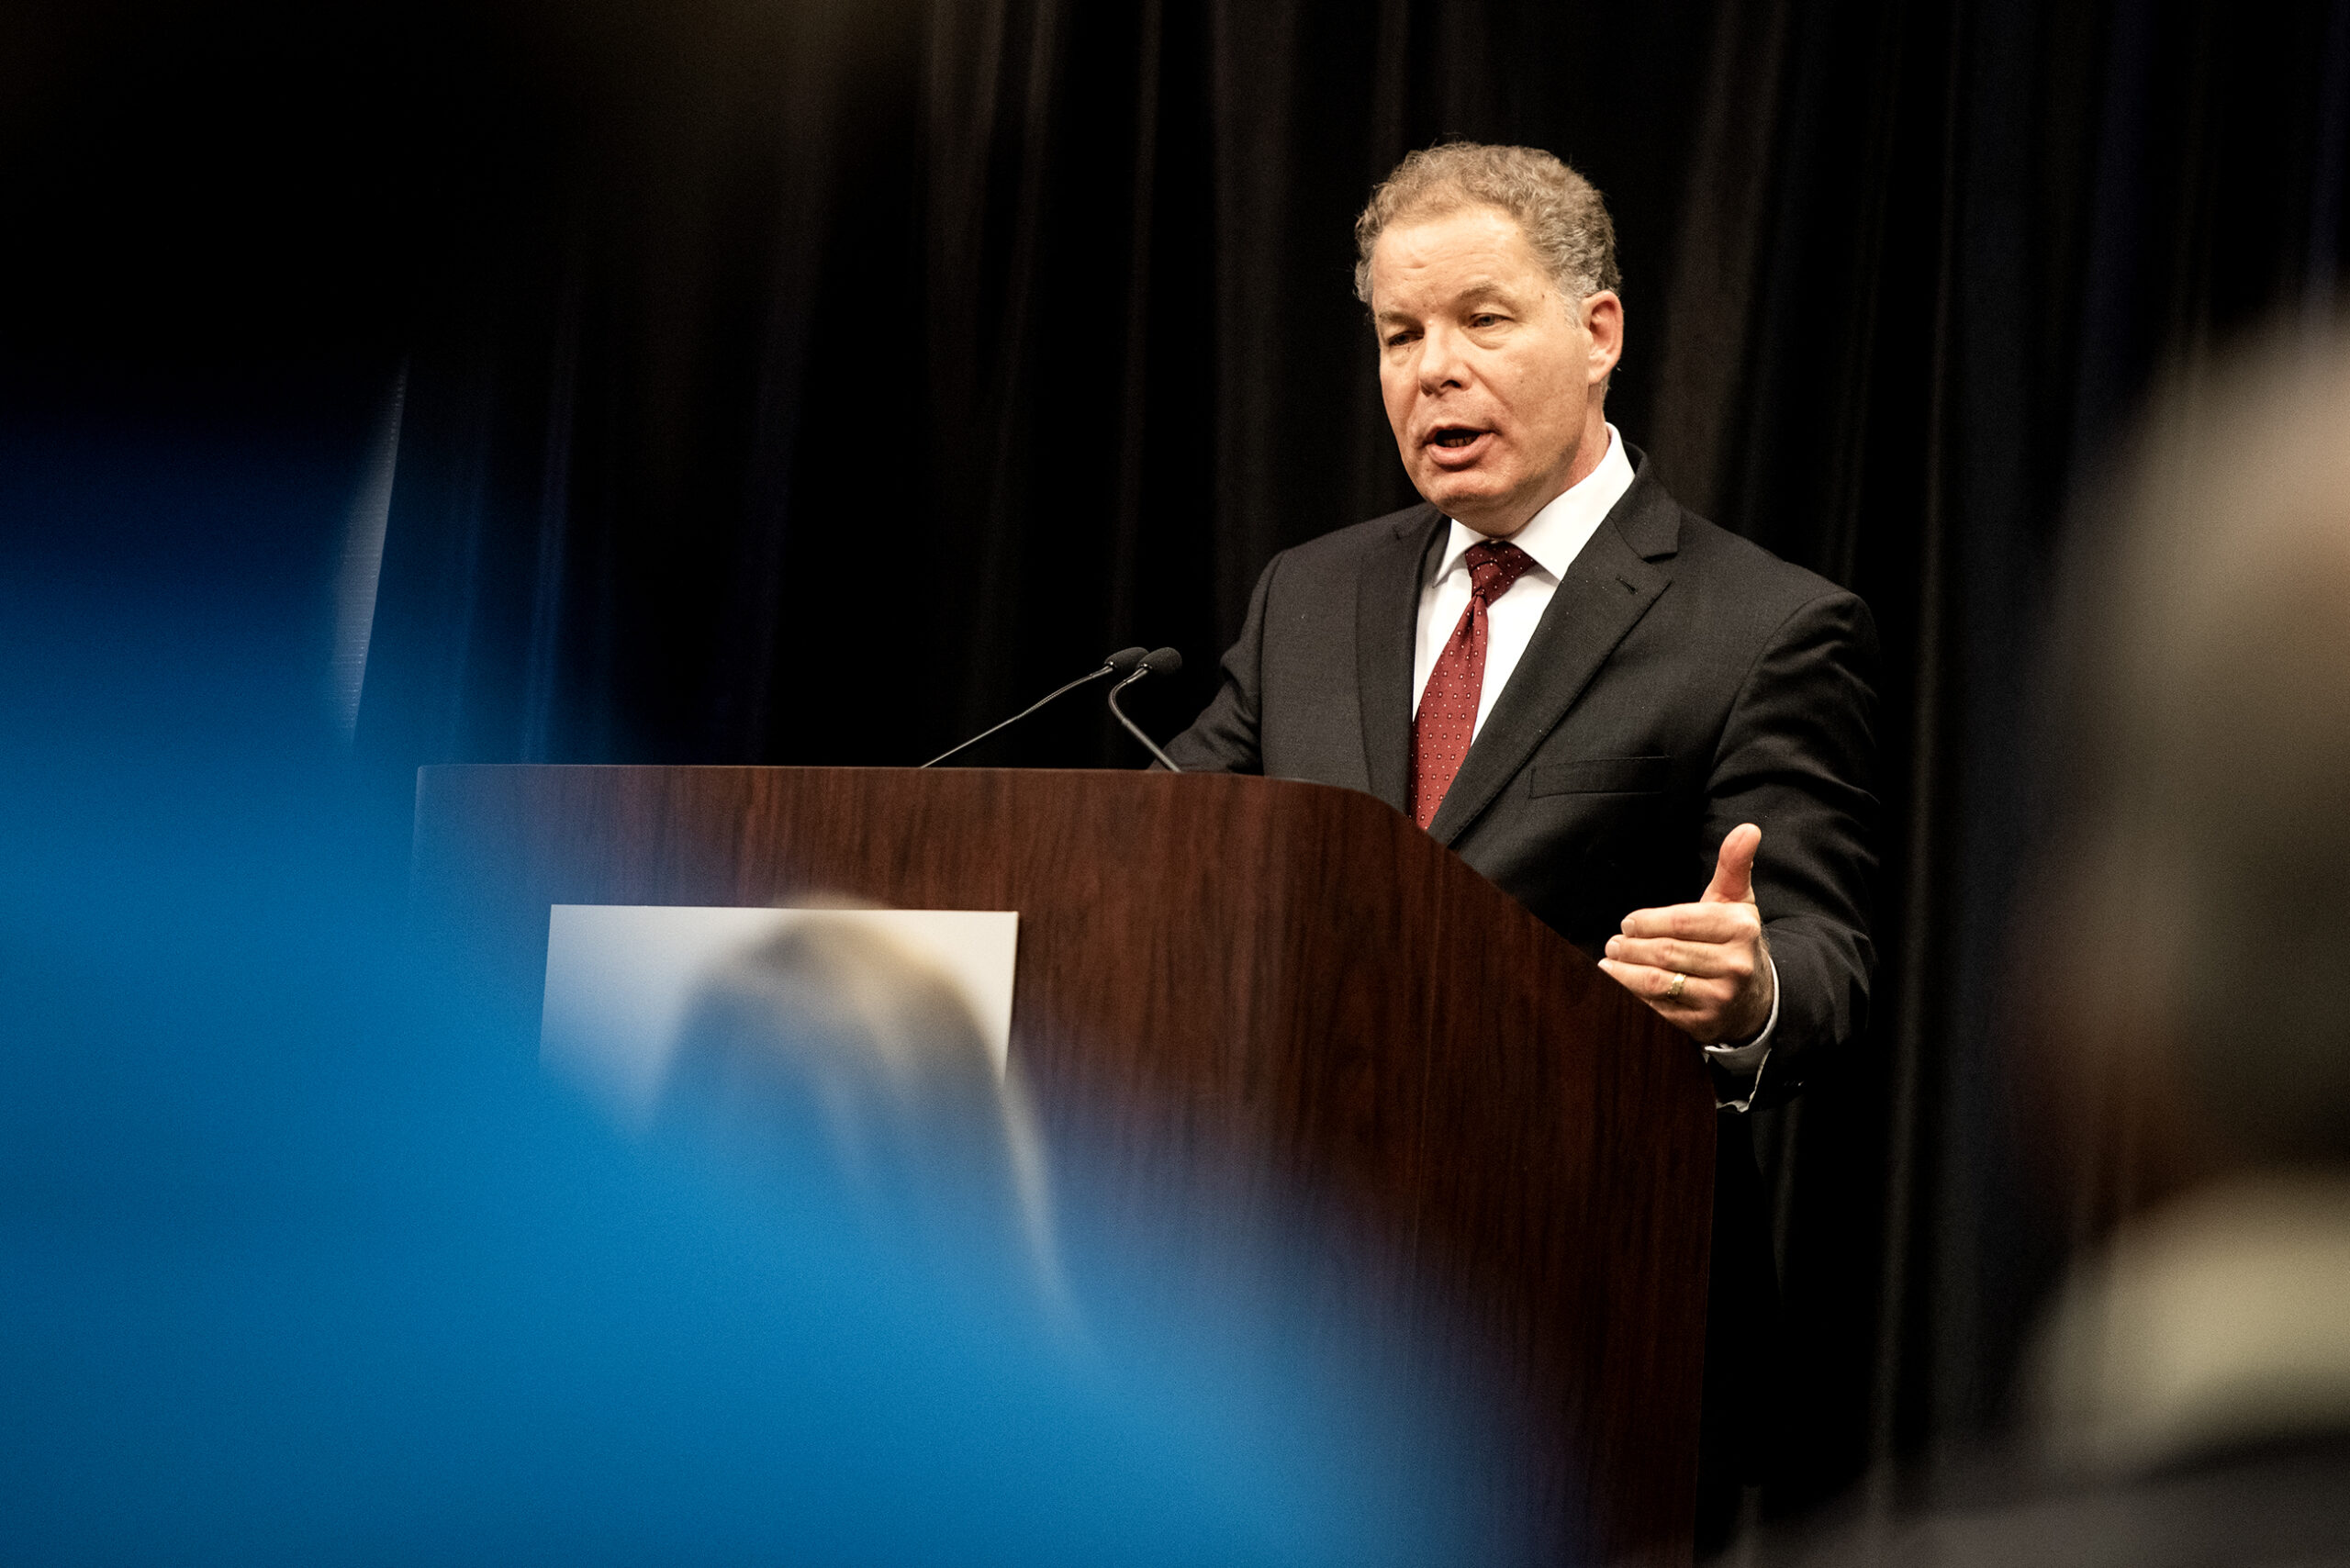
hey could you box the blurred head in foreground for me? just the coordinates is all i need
[648,913,1518,1555]
[2023,330,2350,1485]
[1796,334,2350,1568]
[2047,342,2350,1170]
[658,916,1069,1320]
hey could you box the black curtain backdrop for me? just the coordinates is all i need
[8,0,2350,1534]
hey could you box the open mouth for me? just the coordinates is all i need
[1424,425,1494,465]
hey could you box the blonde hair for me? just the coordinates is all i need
[663,916,1077,1327]
[1353,141,1620,306]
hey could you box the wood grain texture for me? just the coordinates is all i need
[412,764,1716,1565]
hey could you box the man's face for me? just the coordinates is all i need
[1369,204,1622,537]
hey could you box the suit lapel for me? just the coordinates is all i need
[1425,472,1677,846]
[1356,505,1447,812]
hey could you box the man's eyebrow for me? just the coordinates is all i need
[1373,279,1533,326]
[1449,277,1528,305]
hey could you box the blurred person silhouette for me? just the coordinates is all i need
[649,916,1549,1558]
[655,915,1077,1330]
[1790,329,2350,1565]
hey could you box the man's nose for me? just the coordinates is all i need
[1416,325,1471,393]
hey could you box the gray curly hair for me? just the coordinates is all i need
[1352,142,1621,307]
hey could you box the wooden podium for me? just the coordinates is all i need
[412,765,1717,1565]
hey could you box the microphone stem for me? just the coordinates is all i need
[1106,670,1182,772]
[921,666,1111,768]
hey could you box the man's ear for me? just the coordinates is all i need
[1582,290,1624,388]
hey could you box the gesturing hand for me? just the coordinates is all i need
[1597,823,1775,1046]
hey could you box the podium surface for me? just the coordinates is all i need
[414,765,1716,1564]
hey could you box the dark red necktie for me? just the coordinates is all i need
[1410,540,1537,830]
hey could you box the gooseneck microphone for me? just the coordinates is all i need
[920,647,1149,768]
[1106,646,1184,771]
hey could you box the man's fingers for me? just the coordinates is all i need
[1607,829,1768,1045]
[1598,958,1721,1009]
[1701,823,1762,905]
[1603,934,1752,980]
[1617,901,1762,943]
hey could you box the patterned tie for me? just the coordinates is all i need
[1410,540,1538,830]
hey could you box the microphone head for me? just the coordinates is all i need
[1103,645,1148,675]
[1140,646,1183,675]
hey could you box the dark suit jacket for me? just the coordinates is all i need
[1166,450,1879,1104]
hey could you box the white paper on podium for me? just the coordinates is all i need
[541,904,1020,1125]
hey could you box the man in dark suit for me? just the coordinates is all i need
[1169,141,1874,1112]
[1166,142,1878,1544]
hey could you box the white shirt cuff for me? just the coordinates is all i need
[1702,950,1778,1112]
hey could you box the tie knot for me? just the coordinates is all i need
[1464,540,1536,605]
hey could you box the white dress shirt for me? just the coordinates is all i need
[1410,424,1637,731]
[1409,424,1777,1102]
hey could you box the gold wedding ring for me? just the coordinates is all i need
[1665,971,1688,1001]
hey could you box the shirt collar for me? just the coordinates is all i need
[1430,422,1636,585]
